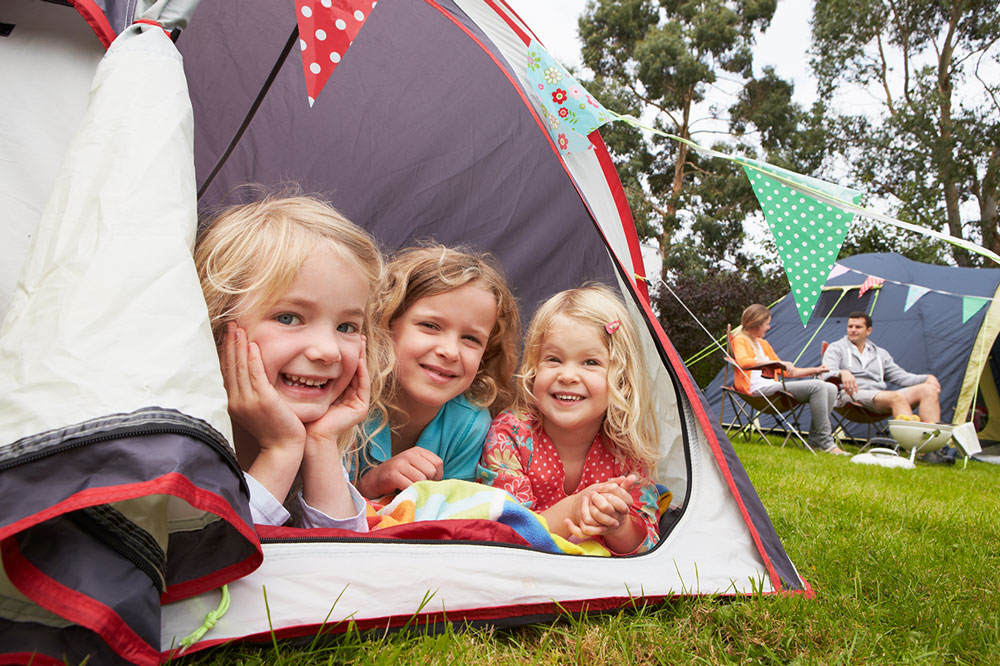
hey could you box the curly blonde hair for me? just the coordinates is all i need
[374,244,521,430]
[514,283,660,471]
[194,193,393,454]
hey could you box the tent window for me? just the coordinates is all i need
[811,288,873,322]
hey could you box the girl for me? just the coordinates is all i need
[196,194,392,528]
[733,304,847,455]
[355,245,520,500]
[477,284,661,555]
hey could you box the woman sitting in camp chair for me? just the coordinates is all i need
[732,304,849,456]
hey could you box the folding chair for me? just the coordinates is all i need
[821,341,890,448]
[719,325,807,448]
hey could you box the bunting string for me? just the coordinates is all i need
[830,265,998,302]
[521,38,1000,326]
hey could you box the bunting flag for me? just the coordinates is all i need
[858,275,884,297]
[903,285,930,311]
[521,41,1000,313]
[295,0,377,106]
[962,296,988,324]
[744,163,857,325]
[827,263,849,280]
[525,39,615,155]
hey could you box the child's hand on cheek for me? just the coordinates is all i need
[223,323,305,504]
[305,338,371,448]
[223,323,306,452]
[357,447,444,499]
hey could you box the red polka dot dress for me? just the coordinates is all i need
[477,410,660,554]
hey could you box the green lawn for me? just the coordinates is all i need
[181,440,1000,665]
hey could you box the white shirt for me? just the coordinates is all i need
[244,462,369,531]
[747,338,781,394]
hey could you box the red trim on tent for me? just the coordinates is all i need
[590,134,650,302]
[66,0,117,48]
[1,538,160,666]
[166,584,812,657]
[465,0,648,303]
[631,293,785,590]
[0,473,263,603]
[482,0,533,45]
[257,517,533,546]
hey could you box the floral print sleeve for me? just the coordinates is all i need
[476,411,537,509]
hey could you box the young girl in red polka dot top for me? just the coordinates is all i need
[477,284,662,555]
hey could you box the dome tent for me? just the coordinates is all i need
[1,0,806,662]
[704,253,1000,444]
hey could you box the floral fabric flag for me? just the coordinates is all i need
[903,285,930,311]
[296,0,377,106]
[858,275,884,297]
[525,39,616,155]
[743,162,859,325]
[962,296,988,324]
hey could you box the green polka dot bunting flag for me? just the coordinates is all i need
[744,163,860,326]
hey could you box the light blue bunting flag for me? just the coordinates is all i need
[903,285,930,311]
[962,296,988,323]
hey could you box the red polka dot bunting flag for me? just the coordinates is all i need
[295,0,377,107]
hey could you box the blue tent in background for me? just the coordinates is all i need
[704,253,1000,443]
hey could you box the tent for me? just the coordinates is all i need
[704,253,1000,444]
[1,1,806,663]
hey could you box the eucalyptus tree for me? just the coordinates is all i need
[578,0,821,278]
[812,0,1000,266]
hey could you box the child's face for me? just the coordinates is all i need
[236,246,367,424]
[532,315,610,442]
[390,283,497,413]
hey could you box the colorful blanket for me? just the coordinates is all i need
[367,480,611,557]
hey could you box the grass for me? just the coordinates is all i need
[179,439,1000,665]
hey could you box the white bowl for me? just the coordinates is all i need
[888,420,954,453]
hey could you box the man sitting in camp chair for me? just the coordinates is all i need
[822,312,942,423]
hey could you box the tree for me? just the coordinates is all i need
[578,0,826,278]
[812,0,1000,266]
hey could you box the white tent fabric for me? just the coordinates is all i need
[0,21,231,445]
[0,0,105,318]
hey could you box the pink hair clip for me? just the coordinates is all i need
[605,320,621,335]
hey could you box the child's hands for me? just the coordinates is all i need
[563,475,636,539]
[223,323,305,504]
[357,446,444,499]
[304,338,371,448]
[223,323,306,453]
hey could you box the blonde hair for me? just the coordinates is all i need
[515,283,660,471]
[194,193,393,453]
[375,244,520,428]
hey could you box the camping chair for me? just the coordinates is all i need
[821,341,890,448]
[719,325,807,448]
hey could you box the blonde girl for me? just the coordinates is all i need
[196,194,392,528]
[477,283,661,555]
[355,245,520,500]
